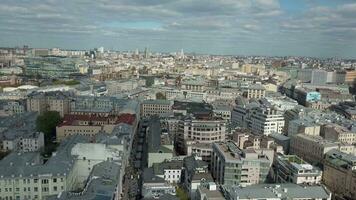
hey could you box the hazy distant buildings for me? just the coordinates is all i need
[24,57,86,78]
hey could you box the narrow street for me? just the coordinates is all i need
[122,119,148,200]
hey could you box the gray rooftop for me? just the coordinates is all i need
[0,135,90,178]
[226,183,330,199]
[48,161,121,200]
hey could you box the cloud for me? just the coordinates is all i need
[0,0,355,58]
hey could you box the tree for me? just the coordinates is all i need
[36,111,61,143]
[156,92,166,100]
[176,187,189,200]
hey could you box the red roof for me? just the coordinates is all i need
[116,113,136,125]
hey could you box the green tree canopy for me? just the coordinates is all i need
[36,111,62,142]
[156,92,166,100]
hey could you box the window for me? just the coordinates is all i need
[53,178,57,183]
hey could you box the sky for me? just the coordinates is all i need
[1,0,356,58]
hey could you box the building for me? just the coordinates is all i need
[196,183,225,200]
[272,153,322,185]
[0,112,43,153]
[242,84,266,99]
[1,100,26,115]
[56,113,135,141]
[212,104,231,123]
[142,168,176,199]
[232,102,285,135]
[345,70,356,84]
[211,141,273,187]
[323,149,356,200]
[0,136,88,200]
[224,183,331,200]
[287,119,320,136]
[140,99,173,117]
[0,135,127,200]
[27,91,71,117]
[70,96,139,117]
[331,101,356,120]
[48,161,122,200]
[290,134,355,165]
[176,114,226,160]
[183,155,213,200]
[232,129,275,150]
[24,56,85,78]
[311,69,328,85]
[322,124,356,144]
[145,117,174,167]
[152,160,183,184]
[181,79,206,92]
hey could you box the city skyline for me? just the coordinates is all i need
[1,0,356,58]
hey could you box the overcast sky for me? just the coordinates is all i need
[1,0,356,58]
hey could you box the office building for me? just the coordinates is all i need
[211,141,273,187]
[232,103,285,135]
[272,153,322,184]
[176,114,226,160]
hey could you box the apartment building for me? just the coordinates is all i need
[48,161,121,200]
[2,100,26,115]
[142,168,176,199]
[211,141,273,187]
[70,96,132,116]
[152,160,183,184]
[183,155,213,200]
[56,113,135,141]
[323,150,356,200]
[140,99,173,117]
[0,136,87,200]
[27,91,71,117]
[0,135,127,200]
[232,129,275,150]
[272,153,322,185]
